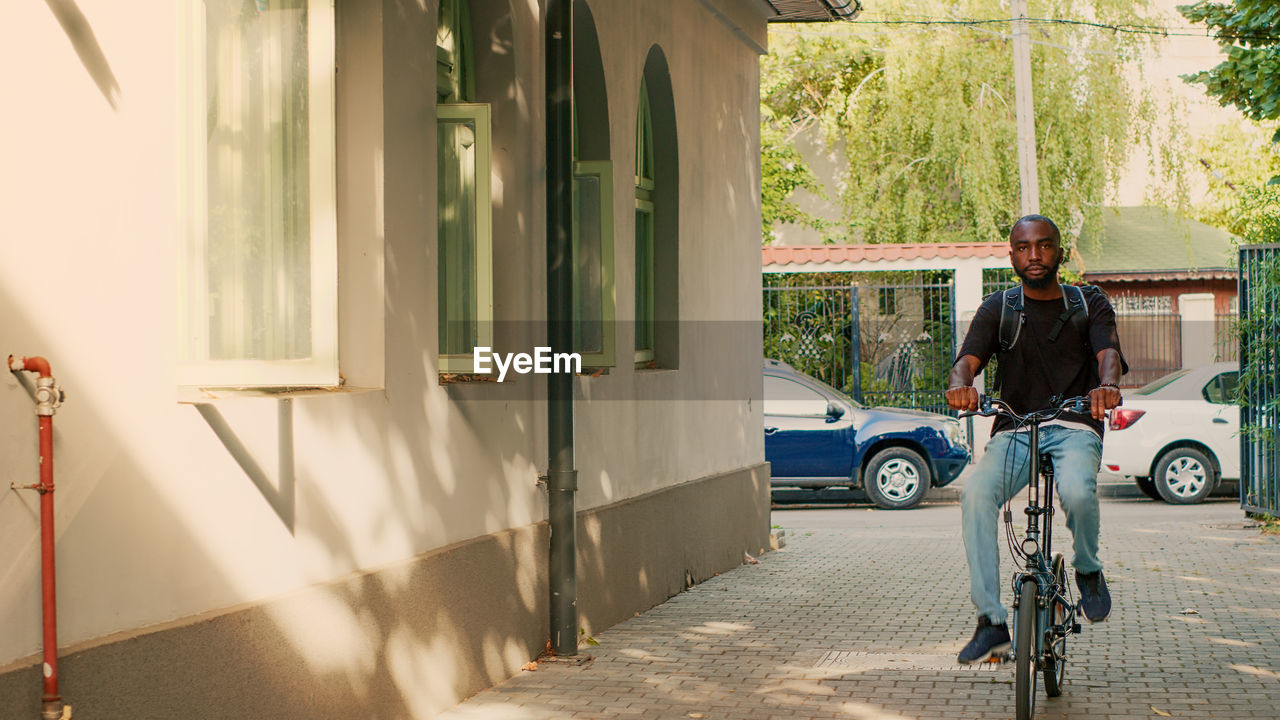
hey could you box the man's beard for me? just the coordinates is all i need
[1015,259,1059,290]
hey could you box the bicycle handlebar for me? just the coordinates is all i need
[957,394,1092,423]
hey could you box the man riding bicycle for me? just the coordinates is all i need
[946,214,1127,665]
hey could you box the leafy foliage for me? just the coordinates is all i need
[1229,183,1280,243]
[1178,0,1280,154]
[761,0,1167,246]
[761,121,825,235]
[1189,121,1280,229]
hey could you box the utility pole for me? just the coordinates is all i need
[1011,0,1039,216]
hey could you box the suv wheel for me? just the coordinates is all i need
[864,447,931,509]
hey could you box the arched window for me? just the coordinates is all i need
[635,46,678,368]
[436,0,492,372]
[572,0,614,367]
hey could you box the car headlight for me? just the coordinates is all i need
[945,420,965,446]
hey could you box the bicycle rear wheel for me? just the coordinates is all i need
[1015,578,1038,720]
[1044,554,1067,696]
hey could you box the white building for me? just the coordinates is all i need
[0,1,849,716]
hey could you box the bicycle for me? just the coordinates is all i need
[959,394,1093,720]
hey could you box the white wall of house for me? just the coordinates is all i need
[0,0,767,673]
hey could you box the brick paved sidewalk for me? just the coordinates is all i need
[439,499,1280,719]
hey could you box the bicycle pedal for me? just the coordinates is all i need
[1071,623,1082,633]
[987,651,1014,664]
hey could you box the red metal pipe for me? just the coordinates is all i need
[9,355,65,719]
[12,355,51,379]
[38,414,58,709]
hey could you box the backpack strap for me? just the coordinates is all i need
[998,286,1024,353]
[1066,284,1090,347]
[1047,283,1088,344]
[993,287,1024,394]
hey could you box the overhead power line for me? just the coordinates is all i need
[774,16,1280,43]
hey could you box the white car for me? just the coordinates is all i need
[1102,362,1239,504]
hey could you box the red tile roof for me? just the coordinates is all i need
[762,242,1009,266]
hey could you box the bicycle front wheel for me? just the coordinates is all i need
[1015,578,1038,720]
[1044,554,1067,697]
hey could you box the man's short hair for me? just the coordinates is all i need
[1010,214,1061,243]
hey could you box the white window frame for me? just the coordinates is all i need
[436,103,494,373]
[177,0,338,388]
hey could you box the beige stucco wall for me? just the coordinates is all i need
[0,463,769,719]
[0,0,768,684]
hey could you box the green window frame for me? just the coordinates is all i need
[573,160,616,367]
[634,79,656,365]
[437,104,493,373]
[177,0,338,388]
[436,0,492,373]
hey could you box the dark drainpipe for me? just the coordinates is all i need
[545,0,578,656]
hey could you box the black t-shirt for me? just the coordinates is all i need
[957,285,1128,437]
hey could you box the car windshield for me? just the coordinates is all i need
[1131,369,1191,396]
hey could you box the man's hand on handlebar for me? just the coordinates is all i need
[1087,385,1122,421]
[946,385,979,412]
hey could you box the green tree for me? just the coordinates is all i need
[1179,1,1280,233]
[762,0,1170,246]
[1178,0,1280,173]
[1190,121,1280,231]
[761,119,824,236]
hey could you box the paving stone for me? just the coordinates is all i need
[438,499,1280,719]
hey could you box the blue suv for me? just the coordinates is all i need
[764,359,970,509]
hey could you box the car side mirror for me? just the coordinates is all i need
[826,401,846,420]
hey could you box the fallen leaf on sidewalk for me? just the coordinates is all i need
[1180,608,1200,615]
[1151,706,1172,716]
[744,552,760,565]
[687,714,707,719]
[521,662,538,672]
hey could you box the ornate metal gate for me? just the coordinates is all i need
[763,272,956,414]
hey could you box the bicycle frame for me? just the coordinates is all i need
[960,393,1101,720]
[1011,418,1079,673]
[960,395,1089,669]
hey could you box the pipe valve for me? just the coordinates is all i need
[34,378,64,417]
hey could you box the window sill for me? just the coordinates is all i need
[177,384,382,404]
[439,373,502,385]
[634,366,678,377]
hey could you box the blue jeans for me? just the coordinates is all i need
[961,426,1103,625]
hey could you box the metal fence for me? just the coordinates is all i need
[1239,245,1280,517]
[1114,313,1183,387]
[1214,313,1239,362]
[981,268,1017,297]
[763,273,956,415]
